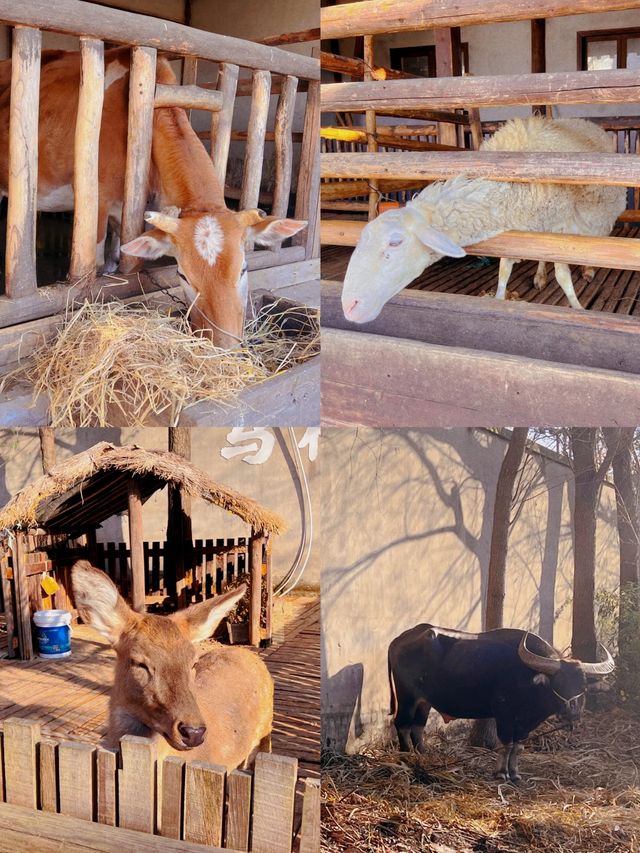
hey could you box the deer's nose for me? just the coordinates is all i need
[178,723,206,748]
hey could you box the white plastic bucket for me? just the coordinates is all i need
[33,609,72,659]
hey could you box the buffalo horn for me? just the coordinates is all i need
[518,632,562,675]
[579,643,615,677]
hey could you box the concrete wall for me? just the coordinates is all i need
[0,427,320,589]
[321,428,620,753]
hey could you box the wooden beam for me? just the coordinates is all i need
[321,127,462,150]
[120,46,157,274]
[154,83,222,111]
[321,327,640,427]
[0,0,319,79]
[272,76,298,220]
[248,532,263,647]
[320,219,640,270]
[258,27,320,46]
[69,38,104,283]
[320,151,640,185]
[321,0,640,40]
[321,68,640,112]
[127,480,145,613]
[211,62,239,189]
[320,50,413,80]
[320,178,430,201]
[5,27,41,300]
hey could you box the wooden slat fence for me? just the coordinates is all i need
[0,717,320,852]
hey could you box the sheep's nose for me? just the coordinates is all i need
[343,298,360,319]
[178,723,206,748]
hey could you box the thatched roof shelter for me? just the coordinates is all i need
[0,441,285,537]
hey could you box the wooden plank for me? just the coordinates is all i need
[69,38,104,283]
[5,26,41,300]
[321,279,640,374]
[321,327,640,427]
[225,770,252,852]
[320,220,640,270]
[128,480,146,613]
[251,752,298,853]
[96,748,116,826]
[0,732,4,802]
[321,178,429,201]
[295,78,321,258]
[3,718,40,809]
[58,742,95,821]
[39,739,58,813]
[120,45,157,275]
[320,127,460,151]
[321,68,640,112]
[240,70,271,214]
[0,801,230,852]
[299,777,321,853]
[249,533,264,648]
[320,50,413,80]
[154,83,222,111]
[13,533,33,660]
[118,735,156,834]
[272,76,299,220]
[320,151,640,186]
[1,558,16,658]
[183,761,225,847]
[321,0,640,39]
[265,539,273,643]
[259,28,320,47]
[160,756,184,839]
[0,0,319,79]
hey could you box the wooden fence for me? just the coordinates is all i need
[0,717,320,852]
[0,0,320,349]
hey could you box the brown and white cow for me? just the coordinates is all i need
[0,48,306,346]
[71,560,273,771]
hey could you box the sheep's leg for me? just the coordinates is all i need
[533,260,547,290]
[495,257,516,300]
[554,262,584,309]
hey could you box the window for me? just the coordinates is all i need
[578,28,640,71]
[389,43,469,77]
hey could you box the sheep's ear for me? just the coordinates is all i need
[411,223,466,258]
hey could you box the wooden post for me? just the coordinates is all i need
[1,551,16,658]
[294,77,320,258]
[5,26,41,300]
[531,18,547,114]
[13,533,33,660]
[211,62,239,189]
[249,530,264,647]
[127,480,145,613]
[181,55,198,122]
[363,36,379,221]
[264,537,273,644]
[69,38,104,283]
[240,70,271,214]
[120,45,157,274]
[272,75,299,220]
[435,27,462,147]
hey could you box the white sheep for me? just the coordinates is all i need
[341,116,626,323]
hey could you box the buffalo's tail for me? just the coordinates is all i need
[388,649,398,721]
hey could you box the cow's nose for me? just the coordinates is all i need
[344,298,360,319]
[178,723,207,748]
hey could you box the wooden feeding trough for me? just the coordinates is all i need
[0,0,320,425]
[320,0,640,425]
[0,441,284,660]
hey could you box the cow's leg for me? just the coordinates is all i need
[507,741,524,782]
[95,201,111,271]
[104,211,122,273]
[410,699,431,754]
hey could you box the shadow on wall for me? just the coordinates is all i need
[322,663,364,753]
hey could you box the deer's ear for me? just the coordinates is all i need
[71,560,133,645]
[172,584,246,643]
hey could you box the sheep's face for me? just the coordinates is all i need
[341,208,466,324]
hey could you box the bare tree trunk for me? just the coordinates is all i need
[471,428,528,748]
[166,428,193,609]
[38,428,56,475]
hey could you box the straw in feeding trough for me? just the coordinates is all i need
[2,298,319,426]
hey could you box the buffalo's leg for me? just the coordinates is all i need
[493,742,512,781]
[410,700,431,754]
[395,720,413,752]
[507,742,524,782]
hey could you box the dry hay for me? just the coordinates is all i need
[1,298,319,427]
[322,709,640,853]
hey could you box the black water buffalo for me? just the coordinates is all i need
[388,624,615,781]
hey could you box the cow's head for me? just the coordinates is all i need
[519,633,615,722]
[122,208,306,348]
[72,560,246,750]
[341,205,465,324]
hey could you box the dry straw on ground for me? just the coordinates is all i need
[1,298,319,427]
[322,709,640,853]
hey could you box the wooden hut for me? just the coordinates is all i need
[0,441,284,660]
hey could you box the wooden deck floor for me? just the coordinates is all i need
[322,224,640,315]
[0,594,320,778]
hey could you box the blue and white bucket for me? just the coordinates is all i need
[33,609,72,659]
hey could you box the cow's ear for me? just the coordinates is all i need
[533,673,550,687]
[121,228,175,259]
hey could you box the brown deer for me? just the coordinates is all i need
[71,560,273,770]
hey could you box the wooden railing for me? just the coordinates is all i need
[0,0,320,328]
[0,717,320,852]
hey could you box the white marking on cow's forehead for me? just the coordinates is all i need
[104,60,127,90]
[194,215,224,266]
